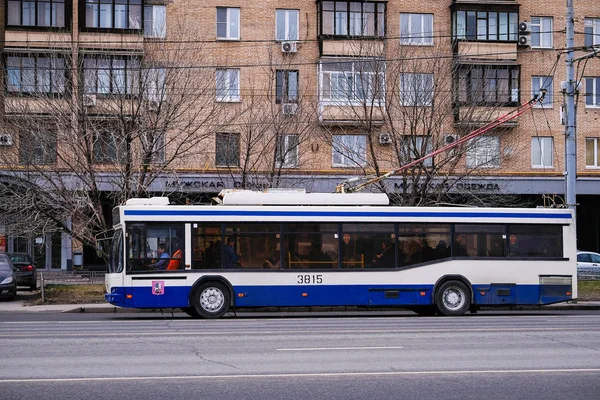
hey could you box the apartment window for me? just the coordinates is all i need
[143,68,167,102]
[276,9,299,41]
[531,17,553,48]
[531,137,553,168]
[7,0,65,27]
[93,128,123,164]
[320,1,385,38]
[320,59,385,104]
[85,0,141,29]
[143,131,165,164]
[332,135,367,167]
[19,131,57,165]
[276,70,298,104]
[531,76,553,107]
[216,7,240,40]
[400,136,432,167]
[584,18,600,48]
[467,136,500,168]
[585,77,600,107]
[453,10,518,41]
[456,65,520,106]
[216,133,240,167]
[400,13,433,45]
[6,55,65,94]
[586,138,600,168]
[400,73,433,106]
[83,57,140,95]
[276,134,299,168]
[216,69,240,102]
[144,5,166,38]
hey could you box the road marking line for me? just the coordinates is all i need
[277,346,404,351]
[1,369,600,383]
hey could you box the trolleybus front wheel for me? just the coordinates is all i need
[192,281,231,319]
[435,280,471,316]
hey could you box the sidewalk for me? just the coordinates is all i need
[2,299,600,314]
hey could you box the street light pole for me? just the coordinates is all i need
[565,0,577,213]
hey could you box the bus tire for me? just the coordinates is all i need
[435,280,470,316]
[192,281,230,319]
[182,307,200,318]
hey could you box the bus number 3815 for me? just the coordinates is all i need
[297,274,323,284]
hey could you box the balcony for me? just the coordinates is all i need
[454,106,519,127]
[319,104,385,126]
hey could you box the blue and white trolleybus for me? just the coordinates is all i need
[105,189,577,317]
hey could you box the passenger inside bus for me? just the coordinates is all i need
[167,240,183,270]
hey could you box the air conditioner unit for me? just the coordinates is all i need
[378,132,392,145]
[83,94,97,107]
[282,103,298,115]
[281,41,298,53]
[518,34,531,46]
[503,147,514,158]
[519,22,532,33]
[0,134,14,146]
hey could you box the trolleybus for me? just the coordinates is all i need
[105,189,577,317]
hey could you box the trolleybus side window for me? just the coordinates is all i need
[340,223,395,269]
[225,223,281,269]
[192,225,222,269]
[508,224,562,258]
[398,224,451,266]
[454,224,505,258]
[284,223,338,269]
[126,223,184,272]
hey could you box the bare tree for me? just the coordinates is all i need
[0,21,224,253]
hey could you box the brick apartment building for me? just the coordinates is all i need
[0,0,599,269]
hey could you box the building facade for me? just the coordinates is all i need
[1,0,599,269]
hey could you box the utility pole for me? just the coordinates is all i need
[564,0,577,213]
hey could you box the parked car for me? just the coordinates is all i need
[0,261,17,300]
[576,251,600,277]
[7,253,37,291]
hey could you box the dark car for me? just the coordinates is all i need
[7,253,37,291]
[0,262,17,300]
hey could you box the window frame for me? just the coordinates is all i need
[466,136,500,169]
[584,18,600,48]
[452,9,519,42]
[399,135,433,167]
[276,134,300,169]
[6,0,68,28]
[332,134,367,168]
[531,136,554,169]
[275,70,299,104]
[18,129,58,165]
[531,16,553,48]
[92,124,125,164]
[82,0,142,31]
[399,72,434,106]
[275,9,299,41]
[318,1,386,39]
[400,13,434,45]
[585,137,600,168]
[455,65,520,107]
[216,7,240,40]
[5,53,66,95]
[319,59,385,106]
[531,75,553,108]
[144,4,166,38]
[215,132,241,167]
[585,77,600,108]
[216,68,241,102]
[83,55,140,96]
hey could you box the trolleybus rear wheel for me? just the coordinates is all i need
[192,281,230,319]
[435,280,470,316]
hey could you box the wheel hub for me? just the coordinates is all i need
[443,288,464,310]
[200,288,224,311]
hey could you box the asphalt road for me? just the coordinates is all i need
[1,312,600,399]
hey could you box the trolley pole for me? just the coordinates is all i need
[565,0,577,213]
